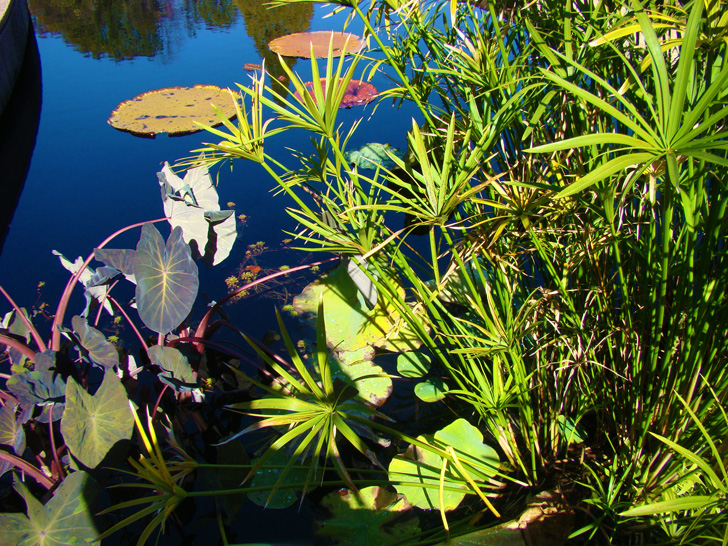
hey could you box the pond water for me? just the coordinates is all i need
[0,1,421,542]
[0,0,417,344]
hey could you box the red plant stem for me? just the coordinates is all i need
[151,384,169,421]
[51,218,168,352]
[0,451,55,490]
[47,406,65,481]
[193,256,338,353]
[107,296,150,357]
[0,332,36,362]
[0,284,47,352]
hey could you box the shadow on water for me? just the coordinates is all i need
[0,29,42,257]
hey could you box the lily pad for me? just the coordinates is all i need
[269,31,364,59]
[332,357,392,407]
[388,419,500,511]
[72,316,119,370]
[61,370,134,468]
[0,471,101,545]
[316,487,420,545]
[345,143,405,170]
[158,162,237,266]
[397,352,431,378]
[293,264,422,354]
[134,223,199,335]
[414,378,449,402]
[248,450,309,509]
[293,78,378,108]
[107,85,238,137]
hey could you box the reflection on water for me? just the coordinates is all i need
[28,0,312,64]
[0,31,42,256]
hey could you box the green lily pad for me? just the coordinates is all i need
[158,162,237,266]
[61,370,134,468]
[0,471,101,545]
[72,316,119,370]
[292,264,421,353]
[388,419,500,511]
[316,486,420,545]
[414,378,449,402]
[344,143,404,170]
[107,85,238,137]
[331,357,392,407]
[134,223,199,335]
[248,450,308,509]
[397,351,431,378]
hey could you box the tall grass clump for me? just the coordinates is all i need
[188,0,728,542]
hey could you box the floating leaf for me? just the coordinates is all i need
[397,352,431,378]
[293,264,421,353]
[0,471,101,545]
[269,31,364,58]
[332,357,392,407]
[388,419,500,511]
[107,85,238,137]
[316,487,420,546]
[414,378,449,402]
[158,162,237,266]
[72,316,119,370]
[61,370,134,468]
[134,224,199,335]
[345,143,405,170]
[293,78,377,108]
[248,450,308,509]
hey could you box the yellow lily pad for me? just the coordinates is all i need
[107,85,238,137]
[268,31,364,59]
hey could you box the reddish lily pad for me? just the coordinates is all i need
[107,85,238,137]
[269,31,364,59]
[293,78,378,109]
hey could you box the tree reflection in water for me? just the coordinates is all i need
[28,0,313,67]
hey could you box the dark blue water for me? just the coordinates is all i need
[0,0,417,342]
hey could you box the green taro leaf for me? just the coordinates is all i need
[0,471,101,545]
[7,371,65,417]
[388,419,499,511]
[134,223,199,335]
[72,316,119,370]
[61,370,134,468]
[93,248,136,283]
[397,352,431,378]
[158,162,237,267]
[414,378,449,402]
[147,345,198,393]
[316,486,420,545]
[0,403,25,456]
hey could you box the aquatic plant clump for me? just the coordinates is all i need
[107,85,239,137]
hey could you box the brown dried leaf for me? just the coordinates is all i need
[268,31,364,59]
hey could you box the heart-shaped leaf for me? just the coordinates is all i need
[158,162,237,266]
[414,378,449,402]
[388,419,500,511]
[0,403,25,456]
[0,471,101,545]
[53,250,113,317]
[134,223,199,335]
[148,345,197,389]
[93,248,136,283]
[72,316,119,370]
[316,486,419,545]
[7,371,65,409]
[61,370,134,468]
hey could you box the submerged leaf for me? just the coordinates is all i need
[61,371,134,468]
[345,143,405,170]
